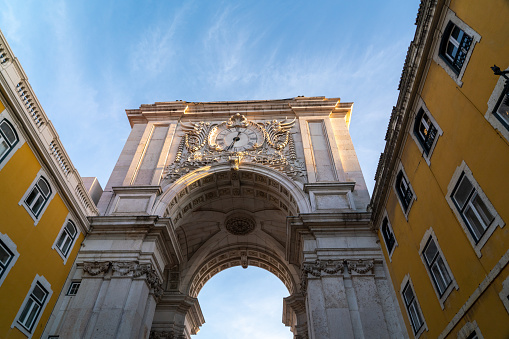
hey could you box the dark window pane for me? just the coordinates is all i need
[472,194,494,227]
[464,205,485,241]
[25,189,38,207]
[32,284,47,303]
[31,195,45,215]
[0,139,8,157]
[423,239,438,265]
[453,176,473,209]
[65,222,77,237]
[0,121,17,145]
[38,178,50,197]
[0,242,13,265]
[403,285,414,305]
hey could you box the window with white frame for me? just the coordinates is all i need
[0,239,14,280]
[433,10,480,86]
[402,282,424,335]
[492,78,509,130]
[381,217,396,255]
[0,233,19,288]
[440,22,473,74]
[422,237,452,296]
[451,173,495,243]
[485,65,509,142]
[55,221,77,257]
[446,162,504,257]
[457,321,484,339]
[24,176,52,218]
[13,275,53,337]
[66,282,80,296]
[414,109,438,154]
[17,282,49,332]
[0,119,19,164]
[395,170,414,213]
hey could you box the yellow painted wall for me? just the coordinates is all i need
[0,117,84,338]
[379,0,509,338]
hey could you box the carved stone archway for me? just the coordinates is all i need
[46,99,407,339]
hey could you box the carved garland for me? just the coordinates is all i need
[300,259,375,294]
[83,261,164,300]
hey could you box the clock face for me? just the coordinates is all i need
[214,125,264,152]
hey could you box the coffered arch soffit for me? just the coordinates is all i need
[182,244,300,298]
[152,162,312,220]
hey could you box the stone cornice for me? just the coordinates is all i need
[87,215,183,266]
[286,212,372,265]
[126,97,352,126]
[0,30,98,233]
[370,0,441,228]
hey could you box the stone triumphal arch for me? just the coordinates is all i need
[44,97,407,338]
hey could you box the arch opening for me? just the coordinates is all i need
[194,266,293,339]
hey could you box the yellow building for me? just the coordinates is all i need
[0,31,98,338]
[371,0,509,338]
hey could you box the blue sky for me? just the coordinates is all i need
[1,1,419,337]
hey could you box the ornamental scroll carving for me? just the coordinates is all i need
[163,114,306,183]
[346,259,374,275]
[83,261,164,300]
[300,259,375,293]
[83,261,110,276]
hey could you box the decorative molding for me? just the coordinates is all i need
[163,115,306,182]
[370,0,438,226]
[83,261,110,276]
[300,259,375,293]
[83,261,164,300]
[225,215,256,235]
[346,259,374,275]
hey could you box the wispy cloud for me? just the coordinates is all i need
[129,2,193,77]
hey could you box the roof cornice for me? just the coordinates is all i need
[0,30,98,233]
[370,0,442,227]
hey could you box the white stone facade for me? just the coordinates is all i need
[45,97,407,338]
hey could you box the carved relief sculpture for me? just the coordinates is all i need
[163,114,306,182]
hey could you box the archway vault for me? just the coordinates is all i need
[187,245,298,298]
[152,162,311,220]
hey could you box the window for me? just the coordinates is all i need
[493,81,509,130]
[422,237,452,296]
[0,119,18,163]
[66,282,80,296]
[12,275,53,337]
[24,176,51,218]
[414,109,437,155]
[446,161,504,257]
[451,174,494,243]
[457,321,484,339]
[0,233,19,287]
[402,282,424,334]
[381,217,396,255]
[18,283,49,332]
[0,240,14,280]
[395,170,414,213]
[56,221,77,257]
[440,22,473,74]
[433,10,480,86]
